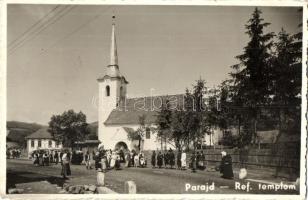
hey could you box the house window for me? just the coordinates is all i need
[146,128,151,139]
[48,140,52,147]
[106,85,110,96]
[38,140,41,147]
[31,140,34,147]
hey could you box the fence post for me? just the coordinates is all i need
[97,170,105,186]
[124,181,137,194]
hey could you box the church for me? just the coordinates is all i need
[97,17,222,151]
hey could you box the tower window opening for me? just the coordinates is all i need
[106,85,110,96]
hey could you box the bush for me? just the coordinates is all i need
[219,131,238,147]
[71,151,84,165]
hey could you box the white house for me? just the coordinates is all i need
[25,127,62,155]
[97,17,222,151]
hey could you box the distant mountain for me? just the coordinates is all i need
[7,121,46,147]
[86,121,98,140]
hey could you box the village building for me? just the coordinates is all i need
[25,127,62,155]
[97,17,224,151]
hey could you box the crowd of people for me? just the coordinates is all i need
[27,146,233,180]
[30,149,72,179]
[6,148,21,159]
[151,149,207,172]
[93,148,147,171]
[93,147,233,179]
[31,149,62,166]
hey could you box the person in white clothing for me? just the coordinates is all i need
[110,151,117,168]
[134,154,139,167]
[181,151,187,170]
[61,149,71,179]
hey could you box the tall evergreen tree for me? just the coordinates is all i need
[229,8,274,144]
[271,29,301,133]
[186,79,208,150]
[170,109,190,151]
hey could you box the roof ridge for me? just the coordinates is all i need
[126,93,184,100]
[25,127,53,139]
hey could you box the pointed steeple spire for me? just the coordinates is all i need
[106,15,120,77]
[110,15,118,66]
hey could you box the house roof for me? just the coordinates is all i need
[25,128,54,139]
[104,94,184,125]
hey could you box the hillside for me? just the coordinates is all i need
[86,121,98,140]
[7,121,45,147]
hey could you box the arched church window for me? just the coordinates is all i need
[106,85,110,96]
[146,128,151,139]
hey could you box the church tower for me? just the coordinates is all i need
[97,16,128,144]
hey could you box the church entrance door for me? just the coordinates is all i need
[115,141,128,151]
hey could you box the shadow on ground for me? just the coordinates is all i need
[7,170,66,193]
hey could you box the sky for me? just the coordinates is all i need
[7,4,302,125]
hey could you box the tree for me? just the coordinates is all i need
[229,8,274,145]
[271,29,301,134]
[48,110,90,147]
[219,130,238,147]
[155,99,173,150]
[170,106,196,151]
[133,114,150,151]
[185,79,209,150]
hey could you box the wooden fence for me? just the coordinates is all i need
[142,144,300,178]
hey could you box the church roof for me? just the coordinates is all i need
[104,94,184,125]
[122,127,135,134]
[25,128,54,139]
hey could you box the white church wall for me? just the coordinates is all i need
[101,125,135,150]
[102,124,172,151]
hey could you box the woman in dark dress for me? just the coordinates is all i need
[176,150,182,170]
[33,152,39,166]
[157,152,163,168]
[190,152,197,173]
[169,149,175,169]
[220,151,234,179]
[114,151,121,170]
[198,151,206,170]
[54,151,59,165]
[151,151,156,168]
[163,152,169,169]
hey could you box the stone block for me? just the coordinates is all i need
[97,171,105,186]
[84,185,89,191]
[124,181,136,194]
[97,186,117,194]
[68,186,75,193]
[8,188,20,194]
[89,185,96,192]
[58,189,67,194]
